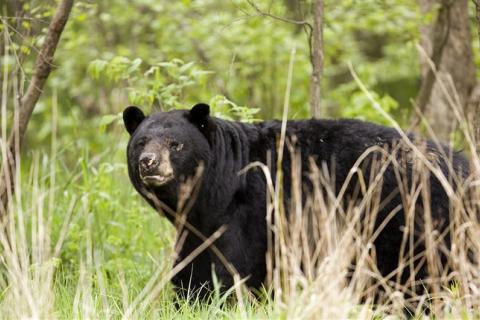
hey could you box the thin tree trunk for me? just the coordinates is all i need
[0,0,75,216]
[416,0,476,141]
[310,0,323,119]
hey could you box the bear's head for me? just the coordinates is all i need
[123,103,213,206]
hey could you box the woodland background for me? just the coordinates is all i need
[1,0,480,318]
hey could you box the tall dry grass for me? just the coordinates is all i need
[254,138,479,318]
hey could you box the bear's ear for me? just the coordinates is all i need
[189,103,210,129]
[123,106,145,135]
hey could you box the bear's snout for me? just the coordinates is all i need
[139,153,159,172]
[138,149,174,187]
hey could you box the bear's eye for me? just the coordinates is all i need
[170,141,184,151]
[137,137,148,147]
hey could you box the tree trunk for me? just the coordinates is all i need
[416,0,476,142]
[0,0,75,217]
[310,0,323,119]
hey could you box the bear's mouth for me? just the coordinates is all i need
[141,174,174,187]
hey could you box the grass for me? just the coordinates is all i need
[0,128,278,318]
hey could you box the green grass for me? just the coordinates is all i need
[0,132,276,319]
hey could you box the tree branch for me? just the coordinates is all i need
[245,0,323,118]
[309,0,323,119]
[0,0,75,216]
[246,0,313,30]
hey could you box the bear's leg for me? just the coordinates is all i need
[208,220,266,295]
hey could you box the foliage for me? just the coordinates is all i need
[5,0,479,131]
[1,0,480,318]
[39,0,424,124]
[88,57,213,109]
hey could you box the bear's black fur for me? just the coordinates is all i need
[123,103,469,299]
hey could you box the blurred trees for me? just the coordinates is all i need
[310,0,323,118]
[0,0,74,215]
[0,0,479,155]
[416,0,476,141]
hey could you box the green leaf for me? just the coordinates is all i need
[98,113,122,133]
[87,59,108,79]
[127,58,142,74]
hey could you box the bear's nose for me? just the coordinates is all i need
[139,153,159,171]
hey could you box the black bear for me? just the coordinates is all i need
[123,103,469,299]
